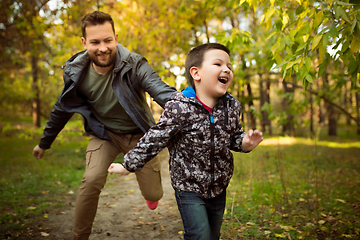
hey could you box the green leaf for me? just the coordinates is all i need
[335,6,352,24]
[312,34,323,51]
[337,1,355,6]
[348,56,358,74]
[280,36,293,47]
[305,57,311,71]
[305,74,314,84]
[351,18,357,34]
[314,11,324,28]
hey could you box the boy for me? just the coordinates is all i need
[108,43,263,240]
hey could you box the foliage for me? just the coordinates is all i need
[1,0,359,134]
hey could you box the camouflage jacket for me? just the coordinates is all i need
[123,87,249,198]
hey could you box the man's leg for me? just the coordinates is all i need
[73,136,119,240]
[120,132,163,204]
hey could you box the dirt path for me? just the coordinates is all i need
[45,151,183,240]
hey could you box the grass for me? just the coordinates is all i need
[1,118,360,239]
[222,137,360,239]
[0,119,88,239]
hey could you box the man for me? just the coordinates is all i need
[32,11,176,240]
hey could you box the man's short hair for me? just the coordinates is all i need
[81,11,115,39]
[185,43,231,91]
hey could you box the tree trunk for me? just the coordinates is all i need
[356,90,360,135]
[259,75,272,135]
[31,55,41,128]
[265,77,272,135]
[246,82,256,130]
[309,85,314,136]
[281,81,295,136]
[323,74,337,136]
[259,78,266,133]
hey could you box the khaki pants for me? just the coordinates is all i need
[73,131,163,240]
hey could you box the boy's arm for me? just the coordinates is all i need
[241,129,263,151]
[122,100,181,172]
[108,163,130,175]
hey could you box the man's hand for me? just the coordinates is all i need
[108,163,130,175]
[242,129,263,152]
[33,145,46,159]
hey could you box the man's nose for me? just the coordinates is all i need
[99,42,108,52]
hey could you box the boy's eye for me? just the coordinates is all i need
[214,63,221,66]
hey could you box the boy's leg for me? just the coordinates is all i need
[119,132,163,202]
[73,136,120,240]
[205,191,227,240]
[174,189,213,240]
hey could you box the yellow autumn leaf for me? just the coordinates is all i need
[275,233,286,238]
[40,232,49,237]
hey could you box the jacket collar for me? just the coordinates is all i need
[181,86,231,102]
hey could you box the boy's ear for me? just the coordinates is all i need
[190,66,201,81]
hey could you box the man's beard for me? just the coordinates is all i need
[90,51,115,68]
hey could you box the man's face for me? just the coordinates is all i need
[81,22,118,70]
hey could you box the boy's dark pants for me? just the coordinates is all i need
[175,189,226,240]
[73,131,163,240]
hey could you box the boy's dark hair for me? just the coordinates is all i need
[185,43,230,91]
[81,11,115,39]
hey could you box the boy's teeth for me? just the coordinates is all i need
[219,78,227,83]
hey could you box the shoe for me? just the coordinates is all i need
[146,200,158,210]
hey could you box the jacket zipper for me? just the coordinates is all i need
[209,112,215,198]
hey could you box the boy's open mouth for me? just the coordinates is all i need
[218,77,228,84]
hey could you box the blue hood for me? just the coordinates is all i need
[181,86,196,98]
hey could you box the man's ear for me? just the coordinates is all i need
[81,37,87,50]
[190,67,201,81]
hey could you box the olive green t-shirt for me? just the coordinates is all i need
[78,63,140,133]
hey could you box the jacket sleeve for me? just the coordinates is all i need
[122,99,181,172]
[230,103,250,153]
[135,57,176,108]
[38,97,74,149]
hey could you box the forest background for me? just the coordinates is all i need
[1,0,360,239]
[1,0,360,136]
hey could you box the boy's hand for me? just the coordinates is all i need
[242,129,263,152]
[108,163,130,176]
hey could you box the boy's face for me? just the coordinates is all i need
[192,49,233,99]
[81,22,118,70]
